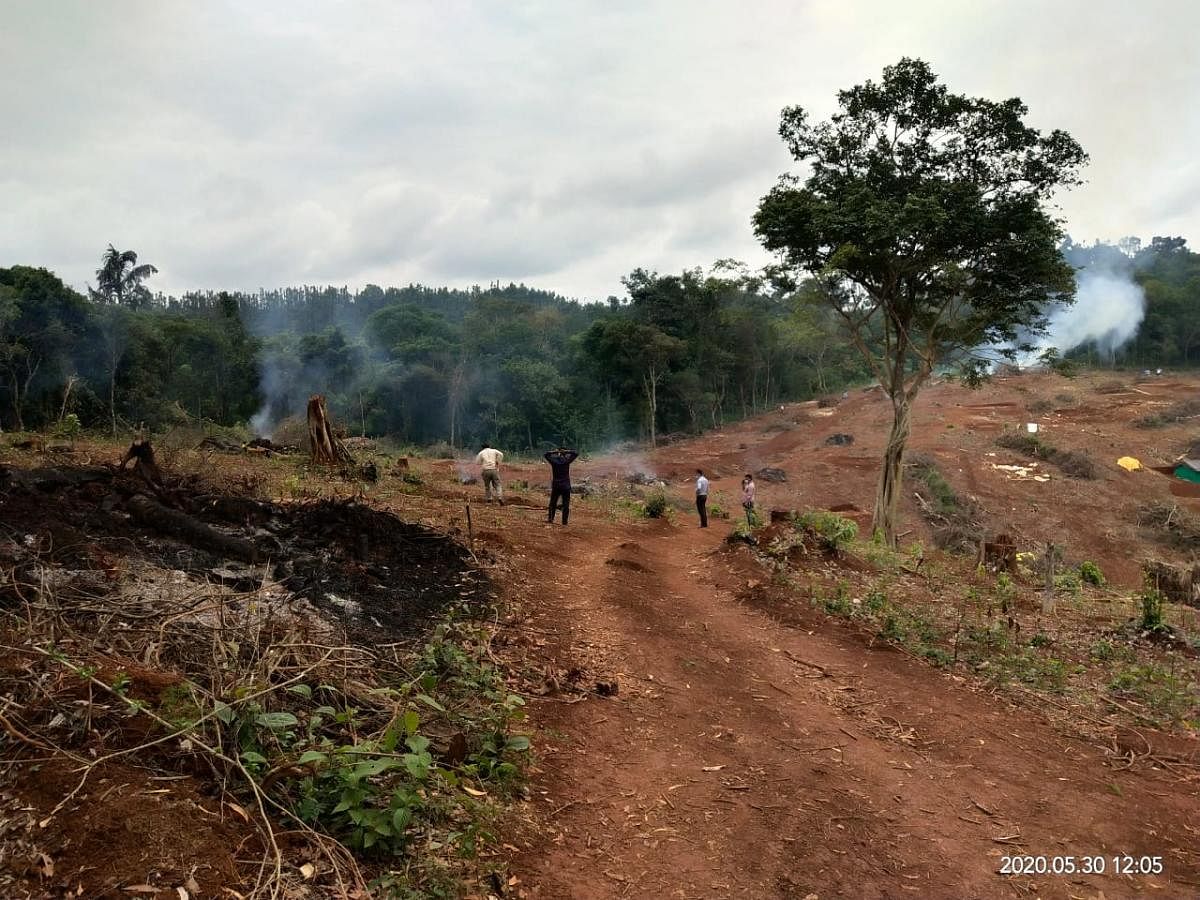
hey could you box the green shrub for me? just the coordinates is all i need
[1054,570,1082,596]
[794,510,858,551]
[642,489,669,519]
[1079,561,1106,586]
[726,520,756,545]
[1140,587,1166,632]
[53,413,82,439]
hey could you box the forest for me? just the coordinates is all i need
[0,235,1197,449]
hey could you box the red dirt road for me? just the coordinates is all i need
[488,379,1200,898]
[503,517,1197,898]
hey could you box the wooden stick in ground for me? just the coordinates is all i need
[1042,541,1056,614]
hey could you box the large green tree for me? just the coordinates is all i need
[754,58,1087,543]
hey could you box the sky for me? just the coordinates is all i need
[2,0,1198,302]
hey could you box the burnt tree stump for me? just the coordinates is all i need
[307,395,354,466]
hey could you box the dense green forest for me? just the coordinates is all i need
[2,236,1198,448]
[0,256,866,449]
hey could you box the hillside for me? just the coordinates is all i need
[1,375,1198,897]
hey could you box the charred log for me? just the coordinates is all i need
[127,493,261,563]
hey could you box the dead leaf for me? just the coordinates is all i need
[299,863,316,880]
[184,876,201,895]
[462,785,488,797]
[224,801,250,822]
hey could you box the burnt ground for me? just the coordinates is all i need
[0,462,488,641]
[0,457,490,899]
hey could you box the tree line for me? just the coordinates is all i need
[2,234,1198,450]
[0,256,867,448]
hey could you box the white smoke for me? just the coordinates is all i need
[1025,266,1146,363]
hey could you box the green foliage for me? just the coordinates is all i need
[1140,587,1167,633]
[794,510,858,550]
[726,520,756,545]
[753,57,1086,542]
[642,489,669,519]
[53,413,81,439]
[1079,561,1106,587]
[1109,664,1196,723]
[1054,570,1082,596]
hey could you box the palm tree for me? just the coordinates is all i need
[89,245,157,433]
[90,245,158,309]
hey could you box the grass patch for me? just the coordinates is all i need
[1109,663,1197,724]
[1134,397,1200,428]
[793,510,858,551]
[995,431,1098,479]
[906,454,983,550]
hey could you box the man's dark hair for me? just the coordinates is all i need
[480,443,489,450]
[696,469,704,475]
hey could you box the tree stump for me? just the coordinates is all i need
[120,438,164,488]
[307,395,353,465]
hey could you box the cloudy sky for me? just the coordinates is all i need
[3,0,1197,301]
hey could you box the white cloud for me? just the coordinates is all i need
[2,0,1198,300]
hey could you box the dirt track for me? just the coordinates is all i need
[494,373,1200,898]
[502,513,1197,898]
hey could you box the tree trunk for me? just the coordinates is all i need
[306,394,353,465]
[870,394,912,546]
[11,377,23,431]
[109,363,118,436]
[644,367,658,449]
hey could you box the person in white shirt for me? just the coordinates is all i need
[695,469,710,528]
[475,443,505,502]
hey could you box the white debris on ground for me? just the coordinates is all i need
[991,462,1050,482]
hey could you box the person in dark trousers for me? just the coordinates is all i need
[695,468,710,527]
[544,446,578,525]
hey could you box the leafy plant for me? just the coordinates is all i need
[1140,587,1167,633]
[642,489,669,519]
[794,510,858,551]
[1079,560,1106,587]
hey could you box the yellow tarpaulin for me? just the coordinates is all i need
[1117,456,1142,471]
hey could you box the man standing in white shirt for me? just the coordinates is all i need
[475,443,505,502]
[695,468,709,528]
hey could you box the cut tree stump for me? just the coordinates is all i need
[120,438,164,488]
[307,395,354,465]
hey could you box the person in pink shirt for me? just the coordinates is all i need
[741,473,756,525]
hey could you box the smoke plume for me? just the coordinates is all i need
[1028,265,1146,362]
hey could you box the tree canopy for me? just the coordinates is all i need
[754,58,1088,542]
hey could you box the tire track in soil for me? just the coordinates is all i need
[510,516,1200,899]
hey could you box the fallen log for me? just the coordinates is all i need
[127,493,261,563]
